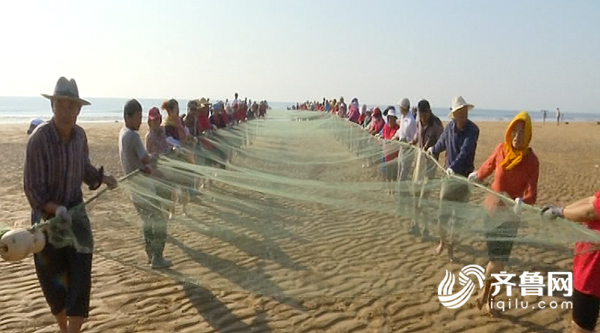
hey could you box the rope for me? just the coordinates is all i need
[29,169,141,233]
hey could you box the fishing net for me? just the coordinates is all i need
[4,111,600,299]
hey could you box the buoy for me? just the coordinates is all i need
[0,229,34,262]
[31,229,46,254]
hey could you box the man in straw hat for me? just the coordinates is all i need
[427,96,479,261]
[24,77,118,333]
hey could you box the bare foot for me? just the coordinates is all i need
[483,302,500,317]
[434,242,444,256]
[475,295,485,310]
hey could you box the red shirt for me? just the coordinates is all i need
[573,191,600,298]
[382,123,399,162]
[235,107,245,122]
[198,114,211,131]
[477,143,539,211]
[358,114,366,125]
[197,114,213,150]
[371,118,385,134]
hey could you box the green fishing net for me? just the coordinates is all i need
[6,111,600,298]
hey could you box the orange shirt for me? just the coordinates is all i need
[477,143,539,210]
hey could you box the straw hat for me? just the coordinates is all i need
[42,77,90,106]
[197,97,212,108]
[448,96,474,118]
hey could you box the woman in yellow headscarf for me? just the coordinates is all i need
[468,111,540,316]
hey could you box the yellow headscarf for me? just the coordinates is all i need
[501,111,532,170]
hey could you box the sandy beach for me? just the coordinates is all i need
[1,119,599,333]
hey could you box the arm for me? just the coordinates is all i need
[368,121,379,135]
[410,122,418,144]
[23,136,52,214]
[562,196,599,222]
[521,157,539,204]
[391,128,401,141]
[129,132,151,165]
[477,143,501,181]
[82,131,103,190]
[431,126,448,154]
[449,127,479,170]
[409,120,418,144]
[145,133,157,156]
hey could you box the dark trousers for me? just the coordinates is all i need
[32,205,94,318]
[133,200,167,259]
[438,181,471,232]
[34,243,93,317]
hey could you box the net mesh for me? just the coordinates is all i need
[6,111,600,298]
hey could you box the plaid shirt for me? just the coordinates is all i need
[24,120,103,216]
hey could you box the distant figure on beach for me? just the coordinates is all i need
[556,108,561,126]
[367,107,385,135]
[162,98,191,217]
[428,96,479,262]
[381,107,400,192]
[541,196,600,332]
[338,97,347,118]
[27,117,44,134]
[348,98,360,123]
[469,111,539,317]
[542,110,547,124]
[393,98,417,181]
[409,99,443,239]
[119,99,172,269]
[24,77,118,333]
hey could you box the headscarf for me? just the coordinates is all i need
[501,111,532,170]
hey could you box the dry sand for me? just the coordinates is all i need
[1,119,599,333]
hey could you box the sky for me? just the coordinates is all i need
[0,0,598,112]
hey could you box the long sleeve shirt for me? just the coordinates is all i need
[145,127,172,156]
[24,120,103,215]
[431,119,479,177]
[416,114,444,151]
[477,143,539,209]
[393,113,417,142]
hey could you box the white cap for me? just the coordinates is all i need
[387,108,398,118]
[399,98,410,110]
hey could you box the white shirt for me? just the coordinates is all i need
[119,127,153,204]
[119,127,146,174]
[393,113,417,142]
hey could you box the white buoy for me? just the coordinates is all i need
[0,229,34,262]
[31,229,46,254]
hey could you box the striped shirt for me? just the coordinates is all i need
[23,120,103,216]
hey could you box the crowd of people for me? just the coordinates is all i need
[23,77,268,333]
[297,94,598,331]
[17,76,600,332]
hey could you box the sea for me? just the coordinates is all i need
[1,96,599,124]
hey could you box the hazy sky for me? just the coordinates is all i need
[0,0,598,112]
